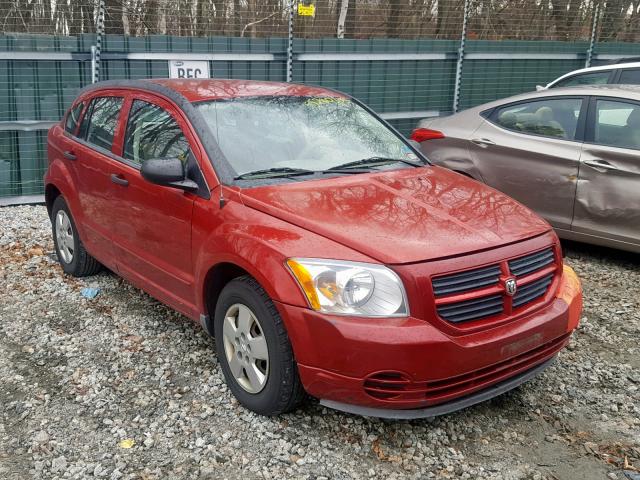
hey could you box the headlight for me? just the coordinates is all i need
[286,258,409,317]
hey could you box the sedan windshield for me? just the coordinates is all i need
[196,96,422,179]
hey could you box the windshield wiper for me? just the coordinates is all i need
[234,167,316,180]
[325,156,424,172]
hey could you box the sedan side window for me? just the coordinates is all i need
[123,100,190,166]
[493,98,582,140]
[80,97,124,151]
[594,99,640,150]
[553,71,611,88]
[64,102,84,135]
[618,68,640,84]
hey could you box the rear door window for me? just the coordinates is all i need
[618,68,640,84]
[123,100,190,166]
[552,71,611,88]
[491,98,583,140]
[593,99,640,150]
[79,96,124,151]
[64,102,85,135]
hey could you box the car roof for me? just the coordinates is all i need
[472,84,640,111]
[80,79,347,103]
[548,61,640,86]
[140,79,347,103]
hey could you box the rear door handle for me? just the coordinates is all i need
[110,174,129,186]
[63,150,76,161]
[471,138,496,148]
[583,159,620,172]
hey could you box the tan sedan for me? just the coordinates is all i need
[413,85,640,254]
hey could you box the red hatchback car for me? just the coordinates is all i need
[45,79,583,418]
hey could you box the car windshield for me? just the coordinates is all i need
[195,95,422,179]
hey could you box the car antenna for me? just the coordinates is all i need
[219,187,226,209]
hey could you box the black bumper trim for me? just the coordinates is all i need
[320,356,556,419]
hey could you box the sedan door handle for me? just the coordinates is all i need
[583,159,620,172]
[63,150,76,161]
[471,138,496,148]
[110,174,129,187]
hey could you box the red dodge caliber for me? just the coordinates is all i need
[45,79,582,418]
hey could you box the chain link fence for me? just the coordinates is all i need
[1,0,640,199]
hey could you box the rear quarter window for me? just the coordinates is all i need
[552,71,611,88]
[64,102,85,136]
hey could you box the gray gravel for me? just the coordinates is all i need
[1,204,639,480]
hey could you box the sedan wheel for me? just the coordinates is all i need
[222,303,269,394]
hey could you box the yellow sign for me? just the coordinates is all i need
[298,3,315,17]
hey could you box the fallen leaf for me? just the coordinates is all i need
[118,438,135,449]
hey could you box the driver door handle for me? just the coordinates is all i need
[583,159,620,172]
[110,173,129,187]
[63,150,76,161]
[471,138,496,148]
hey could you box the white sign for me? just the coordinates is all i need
[168,60,210,79]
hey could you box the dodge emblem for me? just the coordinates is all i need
[504,278,517,296]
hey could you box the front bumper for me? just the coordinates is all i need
[321,357,556,419]
[277,265,582,414]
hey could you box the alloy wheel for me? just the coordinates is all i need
[222,303,270,394]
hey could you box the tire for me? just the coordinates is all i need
[51,196,102,277]
[214,276,305,415]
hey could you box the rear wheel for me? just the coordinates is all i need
[51,196,101,277]
[214,276,305,415]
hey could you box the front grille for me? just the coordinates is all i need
[432,264,501,296]
[509,248,555,277]
[437,294,503,323]
[513,273,554,308]
[432,247,557,326]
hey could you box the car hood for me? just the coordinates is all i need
[239,166,551,264]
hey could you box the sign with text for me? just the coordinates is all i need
[298,3,315,16]
[168,60,210,79]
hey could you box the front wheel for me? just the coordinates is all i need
[214,276,305,415]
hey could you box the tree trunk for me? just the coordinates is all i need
[387,0,403,38]
[104,0,125,34]
[337,0,349,38]
[142,0,159,34]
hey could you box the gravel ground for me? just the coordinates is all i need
[1,204,639,480]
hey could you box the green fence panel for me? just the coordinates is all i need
[3,35,640,198]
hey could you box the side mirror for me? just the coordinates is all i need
[140,158,199,192]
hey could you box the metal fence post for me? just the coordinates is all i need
[585,2,600,68]
[452,0,470,113]
[92,0,105,83]
[286,0,295,82]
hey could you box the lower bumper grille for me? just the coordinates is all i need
[362,332,571,404]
